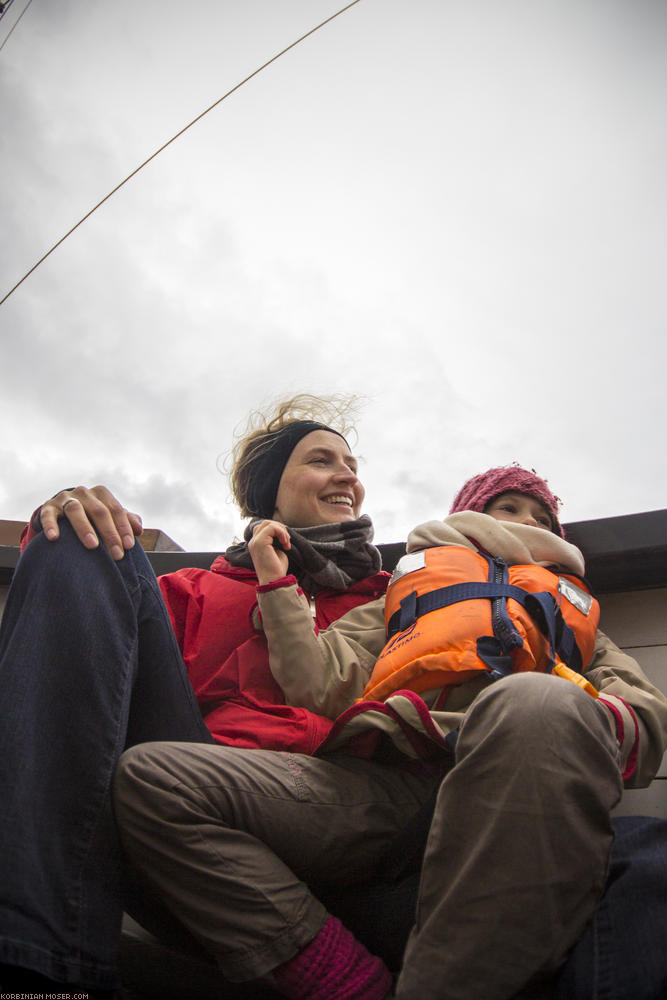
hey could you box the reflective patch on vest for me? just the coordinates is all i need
[558,577,593,616]
[390,550,427,584]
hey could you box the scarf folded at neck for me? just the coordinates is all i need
[224,514,382,593]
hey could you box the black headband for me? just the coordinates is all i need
[245,420,348,519]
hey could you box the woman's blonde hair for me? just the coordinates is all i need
[229,393,361,517]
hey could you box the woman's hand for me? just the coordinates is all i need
[248,519,290,585]
[39,485,143,560]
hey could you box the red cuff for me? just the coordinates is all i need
[256,574,298,594]
[598,695,640,781]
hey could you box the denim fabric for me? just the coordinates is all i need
[555,814,667,1000]
[0,523,211,989]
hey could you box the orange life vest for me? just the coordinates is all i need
[362,546,600,703]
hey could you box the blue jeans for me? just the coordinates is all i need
[0,523,211,989]
[554,814,667,1000]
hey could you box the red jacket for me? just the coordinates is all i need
[158,556,389,753]
[19,521,389,755]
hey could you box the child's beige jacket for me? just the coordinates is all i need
[257,512,667,786]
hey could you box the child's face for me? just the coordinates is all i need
[485,491,553,531]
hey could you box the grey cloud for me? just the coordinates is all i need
[2,0,667,550]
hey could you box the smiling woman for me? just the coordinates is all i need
[273,431,363,526]
[229,394,361,518]
[249,428,366,586]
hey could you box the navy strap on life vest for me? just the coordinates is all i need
[388,580,582,673]
[523,590,582,671]
[389,582,531,636]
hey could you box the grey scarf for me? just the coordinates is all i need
[224,514,382,593]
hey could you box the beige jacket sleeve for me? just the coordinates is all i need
[257,582,387,719]
[588,630,667,787]
[258,583,667,786]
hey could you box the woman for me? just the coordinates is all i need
[0,395,395,997]
[113,464,667,1000]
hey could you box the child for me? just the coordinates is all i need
[361,463,600,707]
[256,463,649,777]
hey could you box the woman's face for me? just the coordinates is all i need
[273,430,364,528]
[485,491,553,531]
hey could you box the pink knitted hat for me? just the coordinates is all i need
[450,464,564,536]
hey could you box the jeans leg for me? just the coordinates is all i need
[0,523,210,988]
[554,815,667,1000]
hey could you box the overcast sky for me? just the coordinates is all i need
[1,0,666,551]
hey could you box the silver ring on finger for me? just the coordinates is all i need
[61,498,79,513]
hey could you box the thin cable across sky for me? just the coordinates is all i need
[0,0,33,53]
[0,0,363,307]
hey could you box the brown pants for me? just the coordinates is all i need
[113,673,622,999]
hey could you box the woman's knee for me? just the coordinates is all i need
[20,517,151,593]
[114,741,232,828]
[15,520,118,607]
[113,742,177,829]
[22,517,96,566]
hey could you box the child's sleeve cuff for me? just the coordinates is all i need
[256,574,299,594]
[598,694,640,781]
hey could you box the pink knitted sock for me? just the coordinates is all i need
[271,914,392,1000]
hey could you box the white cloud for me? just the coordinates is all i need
[1,0,666,552]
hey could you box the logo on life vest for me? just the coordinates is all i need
[380,621,423,656]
